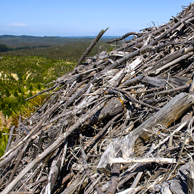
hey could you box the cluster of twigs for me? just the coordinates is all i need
[2,2,194,194]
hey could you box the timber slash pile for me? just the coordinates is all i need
[2,3,194,194]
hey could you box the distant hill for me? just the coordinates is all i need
[0,35,133,47]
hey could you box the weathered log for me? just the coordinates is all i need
[60,174,86,194]
[148,13,194,46]
[84,174,104,194]
[142,84,190,98]
[97,93,194,172]
[154,50,194,75]
[80,138,103,194]
[121,75,167,87]
[40,152,62,194]
[90,97,124,124]
[103,36,150,72]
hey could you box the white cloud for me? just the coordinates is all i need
[7,23,27,27]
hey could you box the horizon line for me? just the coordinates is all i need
[0,34,131,38]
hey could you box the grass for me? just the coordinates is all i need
[0,55,76,156]
[0,111,12,156]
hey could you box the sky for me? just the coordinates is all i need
[0,0,193,37]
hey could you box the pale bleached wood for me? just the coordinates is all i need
[115,186,142,194]
[130,172,143,189]
[119,121,188,178]
[97,93,194,172]
[133,92,194,136]
[84,174,104,194]
[109,157,176,164]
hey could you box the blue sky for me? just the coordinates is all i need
[0,0,193,36]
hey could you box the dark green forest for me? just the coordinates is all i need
[0,35,118,61]
[0,35,116,47]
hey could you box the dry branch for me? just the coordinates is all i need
[109,157,176,164]
[76,28,109,67]
[2,2,194,194]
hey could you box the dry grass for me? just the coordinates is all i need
[0,111,12,131]
[0,94,47,157]
[0,111,12,156]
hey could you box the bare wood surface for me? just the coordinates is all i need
[97,93,194,172]
[105,151,122,194]
[2,3,194,194]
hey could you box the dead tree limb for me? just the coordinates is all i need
[76,28,109,67]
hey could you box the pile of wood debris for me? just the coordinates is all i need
[2,2,194,194]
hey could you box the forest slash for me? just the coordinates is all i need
[2,2,194,194]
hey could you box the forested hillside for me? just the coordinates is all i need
[0,35,119,60]
[0,35,120,47]
[0,35,117,115]
[0,35,123,155]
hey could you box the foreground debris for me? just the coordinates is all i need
[2,3,194,194]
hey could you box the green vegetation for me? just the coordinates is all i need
[0,55,75,156]
[0,35,119,47]
[0,55,75,116]
[0,35,116,117]
[0,35,123,156]
[0,44,10,52]
[0,40,114,62]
